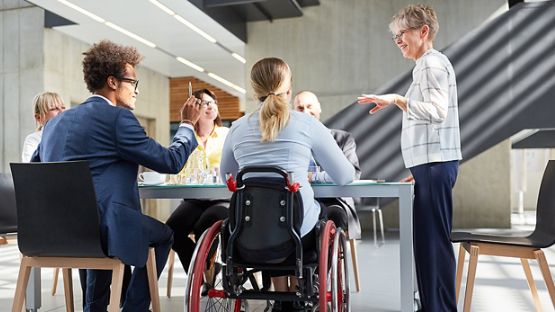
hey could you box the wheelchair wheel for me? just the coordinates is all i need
[331,228,350,312]
[185,220,242,312]
[318,220,335,312]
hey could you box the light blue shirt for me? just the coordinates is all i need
[220,110,355,236]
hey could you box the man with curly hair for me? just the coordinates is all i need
[32,40,202,312]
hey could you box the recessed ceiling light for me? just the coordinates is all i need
[58,0,105,23]
[148,0,175,16]
[176,57,205,73]
[105,22,156,48]
[208,73,246,94]
[231,53,246,64]
[56,0,244,95]
[173,15,217,44]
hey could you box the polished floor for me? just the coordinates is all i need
[1,213,554,311]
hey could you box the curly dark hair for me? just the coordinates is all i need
[82,40,143,93]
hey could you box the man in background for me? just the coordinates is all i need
[293,91,362,239]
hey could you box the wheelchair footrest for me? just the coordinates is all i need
[225,290,319,303]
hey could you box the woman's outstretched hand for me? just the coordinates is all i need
[357,94,400,114]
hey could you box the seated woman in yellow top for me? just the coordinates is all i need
[166,88,229,272]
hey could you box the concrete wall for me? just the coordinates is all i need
[245,0,507,119]
[452,140,511,228]
[511,148,555,212]
[43,29,90,108]
[0,1,44,172]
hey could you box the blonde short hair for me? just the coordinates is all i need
[389,4,439,41]
[33,91,64,130]
[250,57,292,143]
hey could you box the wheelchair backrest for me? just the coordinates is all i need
[227,166,304,264]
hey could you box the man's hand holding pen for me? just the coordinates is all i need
[181,81,202,126]
[181,96,202,126]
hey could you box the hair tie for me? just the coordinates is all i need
[258,92,279,102]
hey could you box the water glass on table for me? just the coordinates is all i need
[308,164,321,182]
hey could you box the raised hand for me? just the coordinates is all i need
[180,96,202,126]
[357,93,401,114]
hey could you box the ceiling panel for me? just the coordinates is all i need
[27,0,246,98]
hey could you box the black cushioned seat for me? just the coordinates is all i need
[0,173,17,236]
[10,161,161,312]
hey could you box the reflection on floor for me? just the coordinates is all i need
[1,214,553,311]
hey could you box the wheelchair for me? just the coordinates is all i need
[185,166,350,312]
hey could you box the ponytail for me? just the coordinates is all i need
[259,93,290,142]
[250,57,292,142]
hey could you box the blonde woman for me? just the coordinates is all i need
[166,88,229,272]
[21,92,66,162]
[358,4,461,311]
[220,57,354,311]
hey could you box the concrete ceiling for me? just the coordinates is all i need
[27,0,247,100]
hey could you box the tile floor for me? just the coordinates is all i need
[1,213,554,311]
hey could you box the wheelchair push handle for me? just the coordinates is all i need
[227,166,301,192]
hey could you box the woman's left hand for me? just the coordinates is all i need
[357,94,400,114]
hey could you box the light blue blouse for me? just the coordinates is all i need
[220,110,355,236]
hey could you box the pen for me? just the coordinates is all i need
[188,81,192,98]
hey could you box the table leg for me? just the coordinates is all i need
[399,185,415,312]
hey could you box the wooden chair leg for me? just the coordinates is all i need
[521,258,543,312]
[534,250,555,308]
[107,263,125,312]
[348,238,361,292]
[12,257,32,312]
[52,267,60,295]
[147,248,161,312]
[62,268,74,312]
[455,244,466,303]
[167,249,175,298]
[463,245,479,312]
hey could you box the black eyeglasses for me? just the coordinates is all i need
[117,76,139,92]
[201,100,217,107]
[392,27,418,42]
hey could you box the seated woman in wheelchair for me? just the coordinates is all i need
[219,57,355,311]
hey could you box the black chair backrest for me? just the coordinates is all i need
[529,160,555,247]
[0,173,17,235]
[10,161,106,258]
[227,166,304,264]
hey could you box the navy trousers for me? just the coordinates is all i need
[83,214,173,312]
[410,161,459,312]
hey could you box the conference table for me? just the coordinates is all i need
[140,180,416,312]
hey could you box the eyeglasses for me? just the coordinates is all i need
[392,27,417,42]
[117,76,139,92]
[201,100,217,107]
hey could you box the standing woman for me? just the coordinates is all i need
[166,88,229,272]
[22,91,66,162]
[358,4,461,311]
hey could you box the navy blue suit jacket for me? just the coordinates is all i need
[32,96,197,266]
